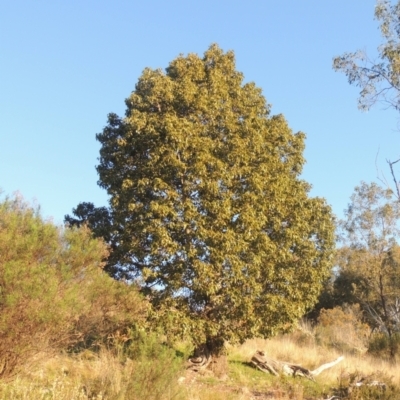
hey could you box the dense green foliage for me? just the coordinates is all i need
[0,195,148,378]
[68,45,335,353]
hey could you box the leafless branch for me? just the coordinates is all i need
[387,158,400,199]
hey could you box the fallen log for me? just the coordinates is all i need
[250,350,344,380]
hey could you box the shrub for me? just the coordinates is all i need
[315,305,370,354]
[121,332,185,400]
[368,332,400,362]
[336,371,400,400]
[0,194,148,379]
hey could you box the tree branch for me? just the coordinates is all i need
[387,158,400,200]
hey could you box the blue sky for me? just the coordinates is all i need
[1,0,399,224]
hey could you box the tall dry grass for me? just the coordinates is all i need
[2,322,400,399]
[233,335,400,385]
[0,347,185,400]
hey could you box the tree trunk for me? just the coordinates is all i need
[187,344,212,371]
[187,337,225,371]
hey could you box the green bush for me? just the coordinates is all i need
[117,331,185,400]
[0,194,148,379]
[368,332,400,361]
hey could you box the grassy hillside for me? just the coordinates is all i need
[1,324,399,400]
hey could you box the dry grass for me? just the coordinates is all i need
[2,327,400,399]
[0,348,184,400]
[228,324,400,399]
[233,335,400,382]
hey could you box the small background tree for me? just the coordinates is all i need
[336,182,400,360]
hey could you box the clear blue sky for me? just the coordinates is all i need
[1,0,399,224]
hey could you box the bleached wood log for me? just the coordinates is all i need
[310,355,345,376]
[250,351,344,381]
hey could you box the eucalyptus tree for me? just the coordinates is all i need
[68,45,335,355]
[337,182,400,359]
[334,1,400,112]
[333,0,400,196]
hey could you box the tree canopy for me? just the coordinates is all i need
[67,45,335,353]
[333,0,400,112]
[333,0,400,195]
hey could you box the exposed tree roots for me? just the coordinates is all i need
[187,345,212,371]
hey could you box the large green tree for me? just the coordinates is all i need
[68,45,335,354]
